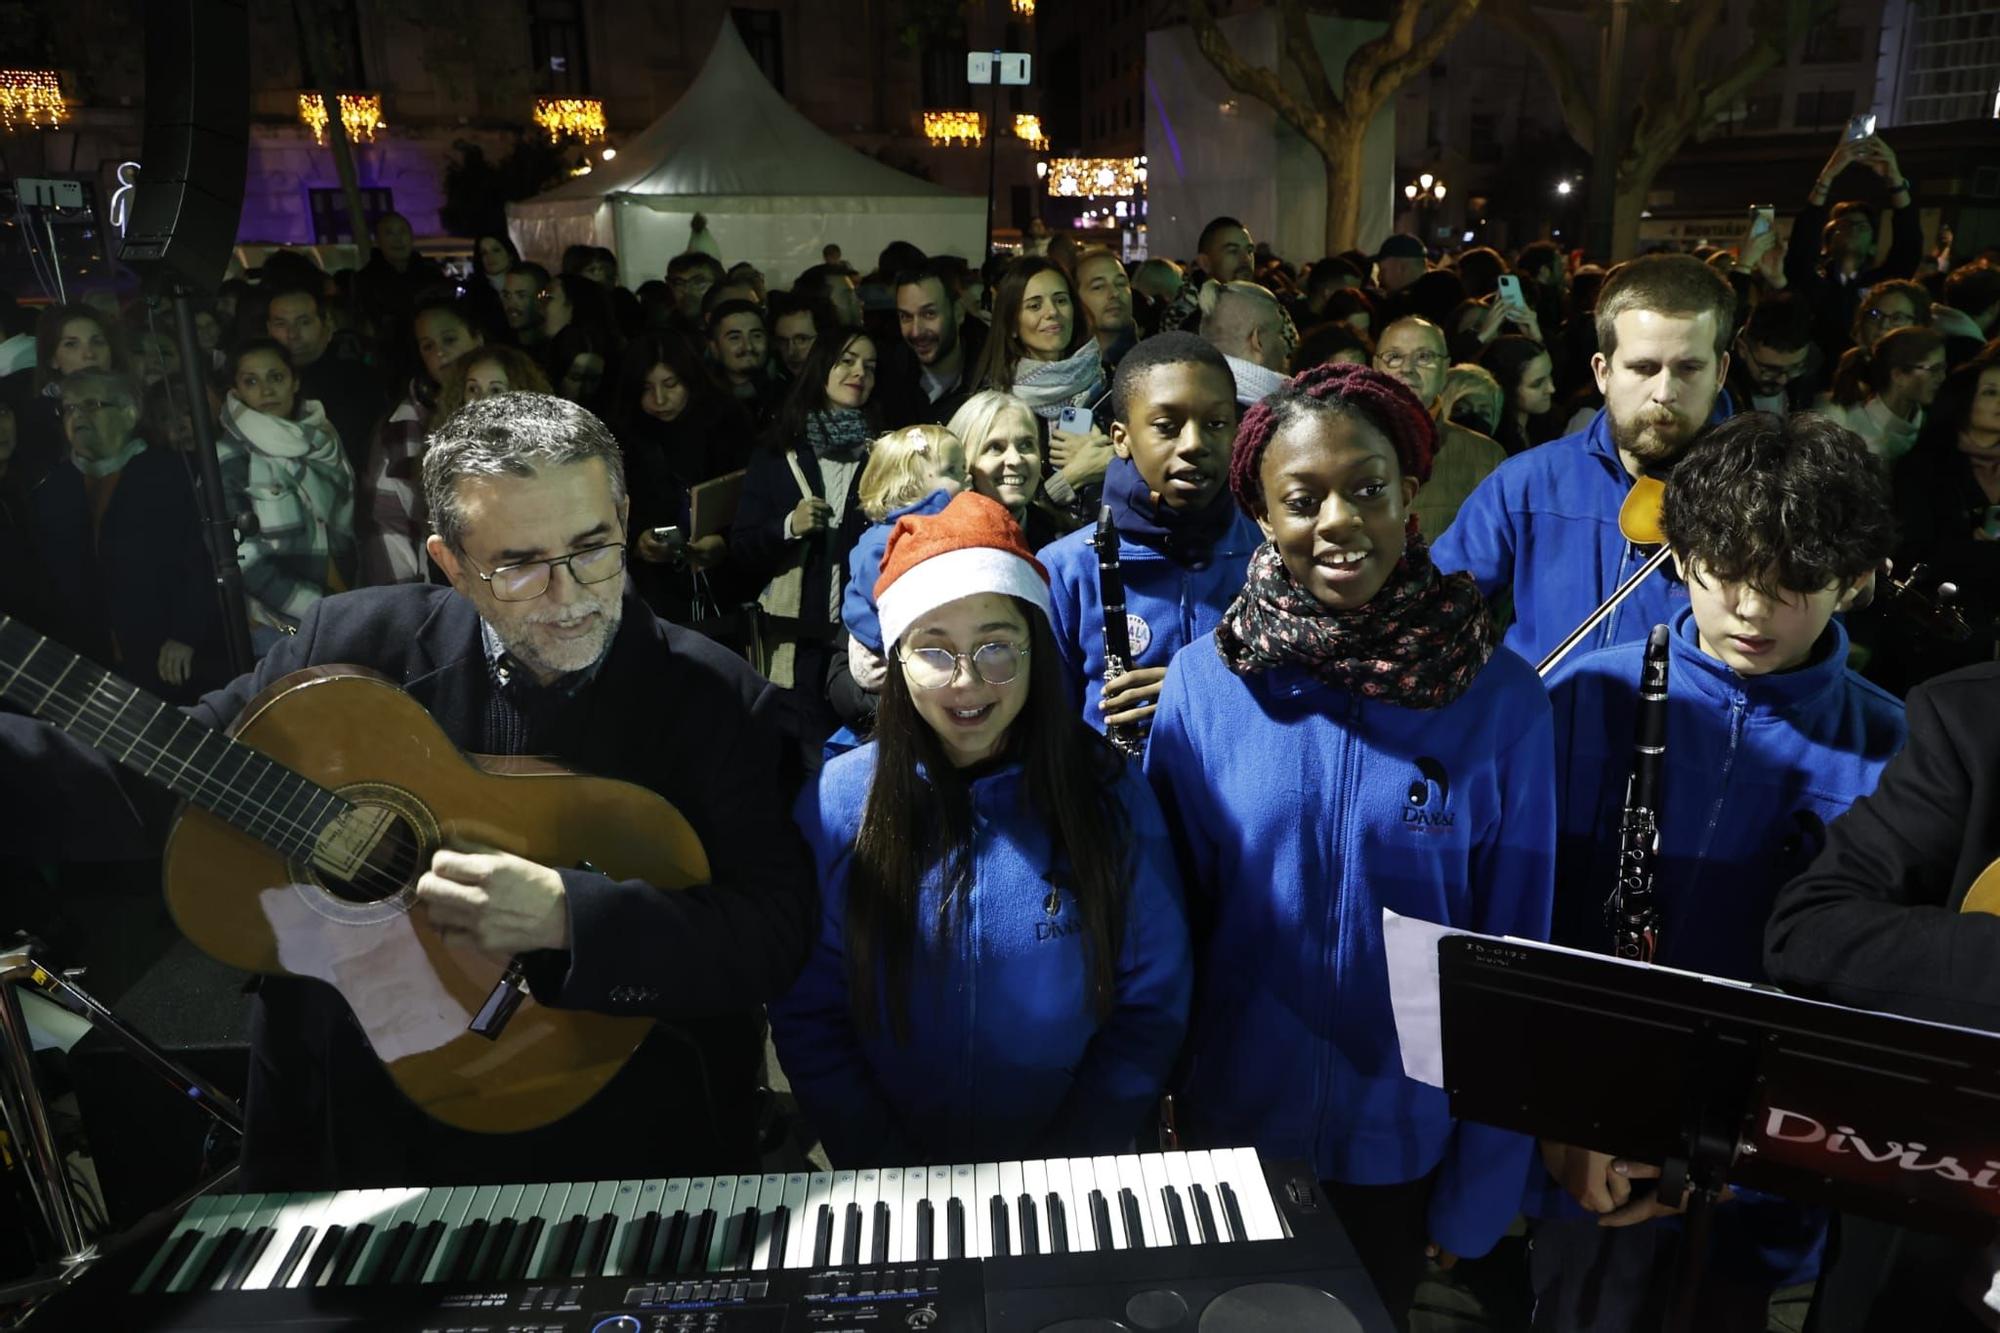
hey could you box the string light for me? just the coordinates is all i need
[532,97,607,144]
[1013,114,1048,150]
[1011,0,1035,16]
[1044,156,1146,198]
[298,92,384,145]
[0,70,65,131]
[923,110,985,147]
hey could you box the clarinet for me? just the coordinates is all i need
[1608,623,1670,962]
[1094,505,1146,758]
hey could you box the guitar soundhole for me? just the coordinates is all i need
[320,808,425,905]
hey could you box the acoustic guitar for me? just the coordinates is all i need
[0,614,708,1135]
[1958,860,2000,915]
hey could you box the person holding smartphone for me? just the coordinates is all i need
[1784,130,1922,370]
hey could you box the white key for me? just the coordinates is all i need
[924,1166,953,1261]
[823,1170,855,1264]
[598,1179,646,1278]
[1091,1156,1127,1249]
[243,1191,337,1289]
[1115,1155,1151,1247]
[1139,1154,1175,1248]
[144,1193,228,1293]
[1163,1153,1203,1245]
[470,1183,523,1275]
[1021,1161,1050,1254]
[1182,1150,1228,1242]
[522,1181,579,1279]
[730,1174,764,1270]
[748,1173,784,1271]
[705,1174,740,1273]
[971,1163,1000,1258]
[947,1163,977,1258]
[614,1180,664,1277]
[790,1172,832,1268]
[773,1174,809,1270]
[997,1161,1024,1255]
[895,1165,925,1264]
[875,1168,901,1263]
[852,1168,880,1263]
[1221,1148,1285,1241]
[1063,1157,1100,1252]
[416,1186,479,1284]
[657,1178,691,1271]
[351,1188,431,1285]
[296,1190,379,1288]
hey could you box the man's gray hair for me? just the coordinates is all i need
[59,368,141,410]
[1199,281,1280,356]
[422,391,626,552]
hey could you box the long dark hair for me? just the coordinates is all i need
[34,303,131,391]
[972,256,1086,393]
[846,603,1132,1041]
[1480,334,1552,455]
[768,324,879,451]
[1829,325,1944,409]
[616,329,719,433]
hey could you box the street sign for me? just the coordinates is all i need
[967,50,1032,86]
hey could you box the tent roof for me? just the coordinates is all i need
[528,19,971,204]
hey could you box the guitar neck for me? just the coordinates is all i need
[0,615,338,862]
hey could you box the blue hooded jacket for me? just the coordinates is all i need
[841,488,956,655]
[1429,401,1733,666]
[771,744,1192,1165]
[1144,632,1557,1259]
[1039,505,1262,734]
[1530,607,1906,1283]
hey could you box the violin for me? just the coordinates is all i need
[1536,476,1672,677]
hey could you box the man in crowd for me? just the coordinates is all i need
[503,261,552,352]
[1726,292,1817,418]
[1197,216,1257,287]
[1291,255,1365,328]
[1432,255,1737,663]
[766,290,825,383]
[667,253,726,337]
[1783,133,1921,364]
[707,298,783,426]
[1198,281,1294,408]
[882,260,983,426]
[356,211,446,330]
[266,284,385,483]
[1368,316,1508,539]
[0,393,813,1190]
[1369,234,1429,325]
[1075,246,1137,371]
[793,263,863,327]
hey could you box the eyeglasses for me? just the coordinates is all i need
[59,398,128,418]
[466,541,626,602]
[1864,307,1914,325]
[899,641,1028,690]
[1376,349,1444,372]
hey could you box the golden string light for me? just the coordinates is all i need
[1011,0,1036,16]
[1044,156,1146,198]
[0,69,65,132]
[923,110,985,147]
[1013,114,1048,150]
[532,97,607,144]
[298,92,384,145]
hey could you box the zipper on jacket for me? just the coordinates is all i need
[1699,695,1748,860]
[1314,691,1364,1164]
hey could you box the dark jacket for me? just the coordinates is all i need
[297,353,388,487]
[729,438,871,642]
[877,319,989,429]
[1781,198,1924,364]
[1870,442,2000,692]
[0,583,814,1188]
[621,397,754,621]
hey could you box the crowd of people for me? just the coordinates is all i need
[3,122,2000,1332]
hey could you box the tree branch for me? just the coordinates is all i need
[1185,0,1329,138]
[1485,0,1594,146]
[1278,0,1341,118]
[1366,0,1484,107]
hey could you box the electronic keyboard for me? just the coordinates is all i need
[27,1149,1393,1330]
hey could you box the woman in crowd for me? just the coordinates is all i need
[462,231,519,340]
[432,344,551,423]
[540,271,622,415]
[1824,325,1947,461]
[22,303,131,483]
[730,326,882,734]
[214,339,355,650]
[361,295,484,584]
[1436,362,1505,440]
[772,491,1190,1163]
[946,389,1064,549]
[1479,333,1559,456]
[1143,362,1555,1327]
[970,256,1114,517]
[1846,277,1931,357]
[616,331,751,623]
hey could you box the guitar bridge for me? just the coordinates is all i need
[468,959,530,1040]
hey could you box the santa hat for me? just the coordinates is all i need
[875,492,1052,653]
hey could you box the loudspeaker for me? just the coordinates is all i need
[68,939,252,1228]
[118,0,248,292]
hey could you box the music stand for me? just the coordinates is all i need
[1437,935,2000,1332]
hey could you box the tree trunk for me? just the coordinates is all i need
[1320,118,1368,254]
[1610,154,1665,261]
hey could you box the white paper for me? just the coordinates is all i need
[1382,908,1467,1088]
[21,990,91,1053]
[261,887,474,1062]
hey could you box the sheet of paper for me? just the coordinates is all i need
[1382,908,1466,1089]
[21,990,91,1053]
[262,887,474,1063]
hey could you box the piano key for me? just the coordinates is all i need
[946,1196,966,1259]
[789,1172,832,1269]
[1115,1156,1151,1247]
[872,1200,893,1264]
[321,1190,397,1286]
[1182,1152,1227,1244]
[1162,1185,1192,1247]
[998,1161,1024,1255]
[134,1192,221,1293]
[244,1192,336,1289]
[1094,1157,1130,1246]
[1138,1154,1175,1247]
[572,1211,613,1280]
[1018,1193,1040,1255]
[1088,1187,1115,1251]
[987,1196,1010,1257]
[540,1212,586,1282]
[419,1185,480,1283]
[1218,1147,1285,1241]
[972,1163,1000,1258]
[1022,1160,1050,1255]
[1061,1158,1098,1252]
[840,1202,862,1265]
[915,1197,935,1261]
[924,1166,953,1262]
[601,1179,651,1278]
[324,1221,374,1287]
[849,1169,878,1268]
[146,1223,207,1295]
[948,1164,976,1257]
[188,1226,246,1292]
[296,1191,378,1288]
[1163,1154,1203,1245]
[750,1173,788,1272]
[897,1165,926,1265]
[1218,1181,1249,1244]
[825,1170,856,1267]
[675,1177,714,1274]
[717,1175,757,1273]
[1046,1191,1070,1253]
[493,1185,551,1283]
[520,1181,579,1280]
[298,1224,347,1288]
[160,1193,252,1294]
[810,1202,833,1267]
[766,1173,806,1270]
[438,1185,498,1283]
[645,1179,690,1277]
[871,1169,898,1264]
[227,1195,299,1289]
[460,1183,519,1282]
[731,1205,758,1273]
[265,1223,319,1290]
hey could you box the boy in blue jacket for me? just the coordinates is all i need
[1431,255,1738,667]
[1530,410,1906,1332]
[1039,332,1261,744]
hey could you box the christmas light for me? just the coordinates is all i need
[298,92,384,145]
[1013,114,1048,150]
[0,69,65,132]
[923,110,985,147]
[1011,0,1035,16]
[1044,156,1143,198]
[532,97,607,144]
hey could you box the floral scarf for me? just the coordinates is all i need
[805,407,872,462]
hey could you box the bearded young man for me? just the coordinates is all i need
[0,393,812,1190]
[1430,255,1737,664]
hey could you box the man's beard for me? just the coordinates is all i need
[1609,405,1701,468]
[915,319,958,365]
[500,588,623,679]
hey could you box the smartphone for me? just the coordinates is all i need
[1056,406,1093,435]
[1843,112,1877,143]
[1495,273,1525,309]
[1747,205,1775,239]
[648,525,684,548]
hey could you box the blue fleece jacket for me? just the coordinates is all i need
[1039,508,1262,734]
[1429,401,1733,666]
[771,745,1192,1165]
[1144,633,1557,1259]
[841,488,955,654]
[1531,607,1906,1284]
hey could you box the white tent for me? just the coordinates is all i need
[508,19,987,288]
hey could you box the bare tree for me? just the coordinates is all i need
[1184,0,1482,253]
[1487,0,1837,258]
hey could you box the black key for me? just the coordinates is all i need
[222,1227,275,1290]
[732,1206,758,1272]
[1018,1193,1040,1256]
[840,1202,862,1265]
[402,1219,445,1284]
[946,1197,966,1259]
[811,1204,834,1267]
[190,1227,243,1291]
[372,1221,416,1286]
[915,1198,935,1261]
[299,1225,346,1287]
[645,1211,686,1278]
[680,1209,716,1275]
[1045,1193,1069,1254]
[327,1223,373,1287]
[1119,1189,1147,1248]
[467,1219,510,1283]
[1162,1187,1191,1247]
[1088,1190,1113,1251]
[872,1202,892,1265]
[987,1196,1009,1257]
[575,1213,614,1278]
[499,1216,543,1281]
[1218,1183,1248,1244]
[149,1229,203,1294]
[625,1212,659,1277]
[768,1205,791,1271]
[1191,1184,1220,1245]
[443,1219,486,1283]
[268,1225,318,1288]
[546,1214,586,1280]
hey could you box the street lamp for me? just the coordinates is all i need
[1556,179,1574,197]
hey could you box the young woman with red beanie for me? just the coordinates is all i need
[770,491,1191,1176]
[1143,361,1557,1327]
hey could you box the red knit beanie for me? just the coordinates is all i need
[875,491,1052,651]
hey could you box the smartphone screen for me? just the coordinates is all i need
[1748,206,1774,239]
[1496,274,1524,310]
[1843,112,1877,143]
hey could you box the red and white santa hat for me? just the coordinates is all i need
[875,491,1052,653]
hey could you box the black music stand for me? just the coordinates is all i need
[1436,935,2000,1333]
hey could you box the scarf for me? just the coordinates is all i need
[804,407,872,461]
[1102,454,1239,567]
[220,392,355,619]
[1224,353,1291,410]
[1216,533,1496,709]
[70,436,147,478]
[1011,340,1106,420]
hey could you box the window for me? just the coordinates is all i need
[1803,24,1865,63]
[733,8,784,95]
[529,0,588,95]
[1793,88,1855,129]
[308,187,395,245]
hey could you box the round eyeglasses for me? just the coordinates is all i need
[899,641,1028,690]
